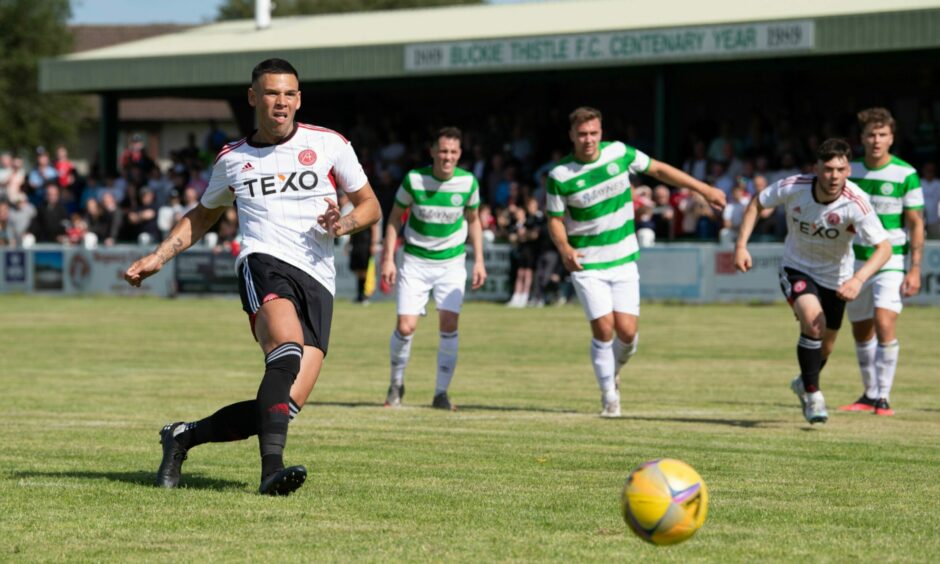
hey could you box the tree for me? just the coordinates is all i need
[218,0,483,20]
[0,0,83,155]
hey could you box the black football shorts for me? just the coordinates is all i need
[237,252,333,355]
[779,267,845,331]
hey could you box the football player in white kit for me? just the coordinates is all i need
[735,138,891,424]
[125,59,381,495]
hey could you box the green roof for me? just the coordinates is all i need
[40,0,940,93]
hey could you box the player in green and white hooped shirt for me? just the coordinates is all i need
[381,127,487,411]
[547,107,726,418]
[841,108,925,416]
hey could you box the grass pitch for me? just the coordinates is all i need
[1,295,939,561]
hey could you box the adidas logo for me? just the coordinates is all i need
[240,162,254,173]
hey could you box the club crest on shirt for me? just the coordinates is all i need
[826,212,841,226]
[298,149,317,166]
[879,182,893,196]
[606,162,620,175]
[450,194,463,206]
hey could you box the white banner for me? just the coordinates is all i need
[907,243,940,306]
[68,248,175,296]
[405,20,814,72]
[711,245,784,301]
[637,246,706,300]
[0,246,174,296]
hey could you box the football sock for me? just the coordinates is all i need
[797,334,822,393]
[875,339,899,401]
[435,331,458,395]
[175,401,258,449]
[174,396,303,451]
[356,278,366,302]
[612,334,639,377]
[389,329,413,387]
[590,338,616,395]
[855,336,878,399]
[258,342,302,478]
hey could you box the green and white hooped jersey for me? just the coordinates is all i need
[849,156,924,272]
[395,166,480,261]
[546,141,650,270]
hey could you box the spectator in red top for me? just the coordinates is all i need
[120,134,155,174]
[55,145,75,189]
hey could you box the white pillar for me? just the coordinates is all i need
[255,0,271,30]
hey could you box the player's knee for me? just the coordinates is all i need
[592,325,614,342]
[805,322,824,339]
[615,325,637,344]
[873,317,896,341]
[439,313,459,333]
[265,342,303,381]
[397,320,417,337]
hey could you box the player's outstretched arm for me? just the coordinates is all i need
[465,208,487,289]
[838,239,892,301]
[124,203,225,287]
[381,204,406,286]
[645,159,727,211]
[733,197,762,273]
[547,215,583,272]
[902,208,924,297]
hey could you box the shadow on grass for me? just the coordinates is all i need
[452,404,580,414]
[12,470,244,491]
[310,400,387,409]
[620,416,783,428]
[310,400,579,414]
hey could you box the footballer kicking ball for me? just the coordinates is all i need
[620,458,708,545]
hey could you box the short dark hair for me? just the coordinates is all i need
[433,127,462,147]
[251,58,299,84]
[569,106,602,128]
[816,138,853,163]
[857,107,896,134]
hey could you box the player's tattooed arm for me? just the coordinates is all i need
[156,236,184,266]
[124,204,224,287]
[336,215,360,236]
[330,182,381,237]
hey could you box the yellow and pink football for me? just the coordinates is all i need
[620,458,708,545]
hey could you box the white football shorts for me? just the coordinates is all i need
[396,254,466,316]
[571,261,640,321]
[846,270,904,321]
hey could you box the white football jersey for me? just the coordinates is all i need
[759,174,887,290]
[201,123,368,294]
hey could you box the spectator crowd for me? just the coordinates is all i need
[1,108,938,306]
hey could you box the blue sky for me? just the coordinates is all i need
[69,0,531,25]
